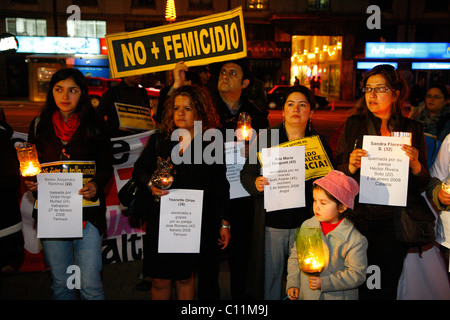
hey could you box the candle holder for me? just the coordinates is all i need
[296,227,325,276]
[15,142,41,179]
[151,156,174,202]
[236,112,252,141]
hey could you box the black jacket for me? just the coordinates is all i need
[28,113,113,234]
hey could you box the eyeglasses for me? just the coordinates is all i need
[426,94,444,100]
[362,87,390,94]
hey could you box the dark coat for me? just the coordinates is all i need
[0,120,24,267]
[335,112,430,220]
[240,122,334,299]
[28,113,113,234]
[96,81,150,137]
[132,132,230,275]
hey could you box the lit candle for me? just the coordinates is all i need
[15,142,41,177]
[236,112,252,141]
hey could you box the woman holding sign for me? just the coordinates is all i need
[132,85,230,300]
[335,64,430,300]
[25,68,113,300]
[241,85,334,300]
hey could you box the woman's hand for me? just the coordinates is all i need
[218,223,231,250]
[348,148,368,174]
[24,180,38,192]
[438,188,450,206]
[151,185,169,197]
[79,181,97,199]
[401,144,422,175]
[255,176,269,192]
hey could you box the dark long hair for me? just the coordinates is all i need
[34,68,97,144]
[355,64,408,126]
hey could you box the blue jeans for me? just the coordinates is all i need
[41,222,104,300]
[264,227,296,300]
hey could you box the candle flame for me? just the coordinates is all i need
[21,161,41,177]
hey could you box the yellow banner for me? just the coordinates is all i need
[257,135,333,181]
[115,102,155,131]
[40,161,99,207]
[106,7,247,78]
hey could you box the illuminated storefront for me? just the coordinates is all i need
[290,35,342,97]
[355,42,450,99]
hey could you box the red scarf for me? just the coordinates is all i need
[52,111,80,142]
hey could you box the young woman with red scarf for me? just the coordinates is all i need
[25,68,113,300]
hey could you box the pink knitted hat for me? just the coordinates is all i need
[313,170,359,209]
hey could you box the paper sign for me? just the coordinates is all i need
[262,146,305,212]
[225,141,250,199]
[158,189,204,253]
[115,102,155,131]
[359,135,411,206]
[39,161,99,207]
[106,7,247,78]
[37,173,83,238]
[257,135,333,181]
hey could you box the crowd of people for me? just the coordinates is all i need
[1,61,449,301]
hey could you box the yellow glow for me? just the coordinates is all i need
[165,0,176,22]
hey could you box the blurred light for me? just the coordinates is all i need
[165,0,176,22]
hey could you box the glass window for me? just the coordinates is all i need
[67,20,106,38]
[246,0,268,10]
[6,17,47,36]
[131,0,155,6]
[425,0,448,11]
[189,0,213,9]
[307,0,330,11]
[73,0,98,6]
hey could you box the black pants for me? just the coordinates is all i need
[359,218,408,300]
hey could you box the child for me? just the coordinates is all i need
[286,170,368,300]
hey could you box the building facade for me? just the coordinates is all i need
[1,0,449,101]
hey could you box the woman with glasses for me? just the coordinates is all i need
[335,64,430,300]
[241,85,334,300]
[410,83,450,142]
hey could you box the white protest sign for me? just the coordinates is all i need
[262,145,305,212]
[37,173,83,238]
[225,141,250,199]
[158,189,204,253]
[360,135,410,206]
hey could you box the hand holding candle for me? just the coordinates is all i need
[15,142,41,177]
[236,112,253,141]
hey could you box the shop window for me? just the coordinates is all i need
[307,0,329,11]
[246,0,269,10]
[131,0,155,6]
[6,18,47,36]
[67,20,106,38]
[72,0,98,6]
[189,0,213,9]
[425,0,448,12]
[11,0,37,3]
